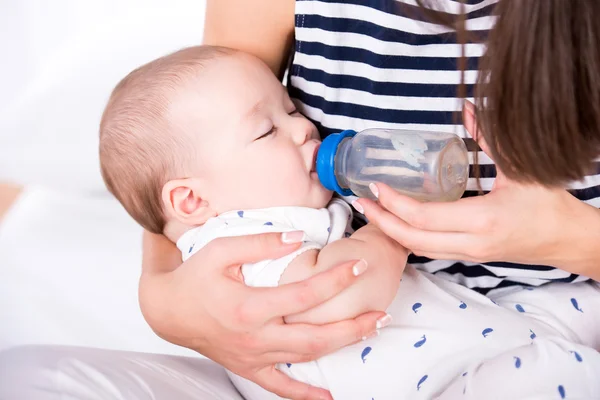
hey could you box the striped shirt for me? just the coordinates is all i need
[288,0,600,293]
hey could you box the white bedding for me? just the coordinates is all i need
[0,186,195,357]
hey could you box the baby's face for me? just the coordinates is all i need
[174,53,333,214]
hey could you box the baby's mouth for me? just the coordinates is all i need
[311,143,320,172]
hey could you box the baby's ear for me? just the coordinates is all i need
[162,178,217,226]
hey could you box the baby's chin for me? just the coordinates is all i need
[310,187,335,209]
[239,185,333,211]
[278,187,332,210]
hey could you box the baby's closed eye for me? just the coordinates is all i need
[255,126,276,141]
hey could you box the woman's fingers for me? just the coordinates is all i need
[360,198,479,259]
[368,183,483,233]
[201,232,303,267]
[406,251,479,263]
[266,311,386,357]
[253,366,333,400]
[463,100,507,184]
[463,101,481,143]
[193,235,382,328]
[463,101,494,162]
[262,351,314,365]
[255,260,374,320]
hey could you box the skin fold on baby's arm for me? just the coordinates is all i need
[279,224,408,325]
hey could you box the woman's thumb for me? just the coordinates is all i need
[463,100,507,185]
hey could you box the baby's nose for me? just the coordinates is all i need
[291,119,314,145]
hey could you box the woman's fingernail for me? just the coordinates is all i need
[369,183,379,198]
[352,200,364,214]
[352,259,368,276]
[319,393,335,400]
[281,231,305,244]
[464,100,475,115]
[376,314,393,329]
[362,330,380,341]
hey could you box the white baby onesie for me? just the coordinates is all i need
[178,198,354,288]
[178,199,600,400]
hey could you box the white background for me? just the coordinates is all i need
[0,0,208,356]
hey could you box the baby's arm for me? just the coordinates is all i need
[279,224,407,325]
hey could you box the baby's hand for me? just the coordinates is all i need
[280,224,407,327]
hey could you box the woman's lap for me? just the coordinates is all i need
[2,282,598,399]
[0,345,244,400]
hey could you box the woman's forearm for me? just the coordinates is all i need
[554,202,600,281]
[141,230,181,274]
[0,182,22,222]
[139,231,182,338]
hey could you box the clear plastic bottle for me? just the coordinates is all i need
[316,129,469,201]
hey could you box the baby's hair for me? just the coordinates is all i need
[99,45,235,234]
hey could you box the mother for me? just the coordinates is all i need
[140,0,600,399]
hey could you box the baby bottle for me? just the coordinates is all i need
[316,129,469,201]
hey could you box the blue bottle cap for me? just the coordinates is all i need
[316,129,357,196]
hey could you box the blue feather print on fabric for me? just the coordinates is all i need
[529,329,537,340]
[414,335,427,348]
[515,304,525,313]
[514,356,522,368]
[558,385,566,399]
[361,347,372,364]
[570,351,583,362]
[571,298,583,312]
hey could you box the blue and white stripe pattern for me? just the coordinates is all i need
[288,0,600,293]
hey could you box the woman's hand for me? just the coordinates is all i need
[139,231,386,400]
[0,182,22,222]
[357,102,600,280]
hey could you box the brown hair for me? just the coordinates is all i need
[418,0,600,186]
[99,46,234,234]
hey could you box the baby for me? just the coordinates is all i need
[99,46,600,400]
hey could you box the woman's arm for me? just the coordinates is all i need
[139,231,387,400]
[363,182,600,281]
[358,103,600,281]
[203,0,296,79]
[556,205,600,279]
[0,182,22,222]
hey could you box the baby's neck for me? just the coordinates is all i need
[163,220,195,244]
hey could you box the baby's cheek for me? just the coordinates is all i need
[243,153,306,204]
